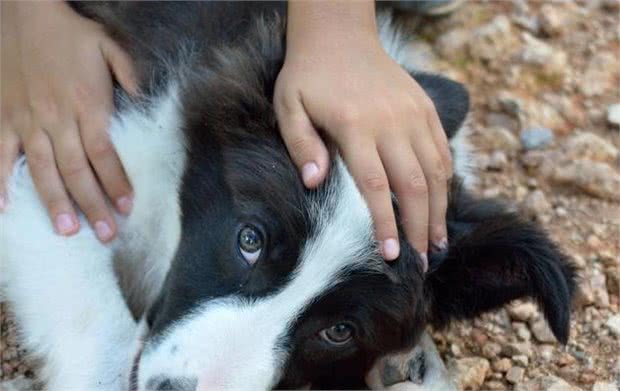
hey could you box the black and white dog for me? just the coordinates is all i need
[0,2,575,390]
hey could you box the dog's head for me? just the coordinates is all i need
[128,66,574,390]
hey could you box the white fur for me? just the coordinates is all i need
[0,86,185,391]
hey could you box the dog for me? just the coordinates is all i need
[0,2,576,390]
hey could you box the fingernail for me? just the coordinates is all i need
[302,162,319,186]
[420,253,428,273]
[433,237,448,252]
[382,238,400,261]
[55,213,76,235]
[0,194,6,211]
[116,195,133,215]
[95,220,113,242]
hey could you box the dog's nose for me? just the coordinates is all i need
[145,375,197,391]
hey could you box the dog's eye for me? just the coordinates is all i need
[238,225,263,265]
[320,323,354,346]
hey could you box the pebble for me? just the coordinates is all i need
[469,15,515,62]
[514,322,532,341]
[448,357,490,390]
[521,190,551,219]
[506,366,526,384]
[537,345,554,362]
[478,126,521,152]
[593,382,619,391]
[503,342,533,358]
[519,32,567,76]
[605,314,620,337]
[550,160,620,201]
[562,131,619,163]
[482,342,503,359]
[435,28,469,61]
[507,302,538,322]
[488,150,509,171]
[492,358,512,372]
[581,52,619,97]
[514,375,583,391]
[512,354,529,367]
[590,270,611,308]
[486,380,508,390]
[539,4,565,36]
[530,318,557,343]
[607,103,620,128]
[520,127,554,150]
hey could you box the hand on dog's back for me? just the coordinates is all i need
[0,1,138,242]
[275,1,452,268]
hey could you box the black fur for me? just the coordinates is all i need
[72,2,575,388]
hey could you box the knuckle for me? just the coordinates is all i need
[331,104,361,131]
[30,97,60,124]
[399,173,428,197]
[85,135,115,161]
[25,135,52,171]
[59,154,89,179]
[361,171,389,193]
[428,165,448,187]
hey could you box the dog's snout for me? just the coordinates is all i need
[145,375,197,391]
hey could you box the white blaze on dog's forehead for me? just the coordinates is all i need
[139,158,379,389]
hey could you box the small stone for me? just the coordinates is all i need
[607,103,620,128]
[581,52,619,97]
[579,372,597,384]
[469,15,516,62]
[492,358,512,372]
[606,314,620,337]
[448,357,490,390]
[519,32,567,76]
[593,381,619,391]
[509,303,539,322]
[529,318,556,343]
[562,132,619,163]
[550,160,620,202]
[556,352,577,367]
[512,354,529,367]
[590,270,611,308]
[520,127,554,150]
[478,126,521,152]
[482,342,502,359]
[538,345,554,362]
[514,322,532,341]
[435,28,469,61]
[587,234,602,250]
[503,342,533,358]
[506,366,525,384]
[521,190,551,219]
[514,375,582,391]
[488,150,509,171]
[538,4,565,36]
[486,380,508,390]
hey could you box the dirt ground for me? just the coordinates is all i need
[1,1,619,390]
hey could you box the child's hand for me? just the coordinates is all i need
[275,2,452,266]
[1,1,138,242]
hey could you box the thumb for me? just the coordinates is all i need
[100,39,139,96]
[275,94,330,188]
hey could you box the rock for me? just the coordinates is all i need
[581,52,619,97]
[529,318,556,343]
[550,160,620,201]
[503,342,533,358]
[469,15,516,62]
[520,127,554,150]
[435,28,469,61]
[478,126,520,152]
[562,132,619,163]
[593,381,619,391]
[0,377,35,391]
[589,270,611,308]
[495,90,524,116]
[514,375,583,391]
[506,366,525,384]
[492,358,512,372]
[487,150,509,171]
[519,32,567,76]
[512,354,529,367]
[482,342,502,359]
[607,103,620,128]
[606,314,620,337]
[448,357,490,390]
[514,322,532,341]
[538,345,554,362]
[521,190,551,219]
[486,112,520,131]
[486,380,508,390]
[539,4,565,36]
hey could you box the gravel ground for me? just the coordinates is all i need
[1,1,619,390]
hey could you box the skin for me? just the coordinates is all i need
[276,1,452,265]
[1,1,137,242]
[0,1,452,268]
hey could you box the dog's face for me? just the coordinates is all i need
[131,74,574,391]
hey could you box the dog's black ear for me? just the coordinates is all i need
[425,186,576,344]
[412,73,470,139]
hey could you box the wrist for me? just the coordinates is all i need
[286,0,379,55]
